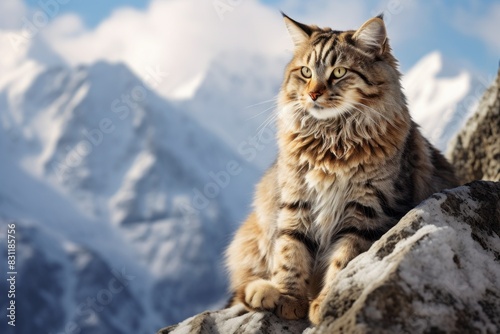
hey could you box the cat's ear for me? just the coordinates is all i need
[353,15,387,55]
[282,12,313,46]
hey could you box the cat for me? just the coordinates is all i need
[225,13,459,325]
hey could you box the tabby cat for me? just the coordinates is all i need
[225,13,458,324]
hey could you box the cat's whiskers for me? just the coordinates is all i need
[340,101,379,126]
[256,101,287,132]
[319,101,359,128]
[245,97,279,109]
[256,112,278,134]
[345,100,391,125]
[354,99,407,124]
[257,103,301,135]
[245,96,280,122]
[341,108,359,137]
[246,103,278,121]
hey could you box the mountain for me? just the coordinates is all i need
[402,51,479,151]
[0,56,261,333]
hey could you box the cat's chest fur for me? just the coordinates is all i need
[304,167,356,244]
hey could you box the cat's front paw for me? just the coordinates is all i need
[308,295,325,325]
[244,279,281,310]
[275,294,309,320]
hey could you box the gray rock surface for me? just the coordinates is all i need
[158,181,500,333]
[449,68,500,183]
[314,181,500,333]
[158,304,312,333]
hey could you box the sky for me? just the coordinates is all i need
[2,0,499,99]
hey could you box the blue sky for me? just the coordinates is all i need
[24,0,148,27]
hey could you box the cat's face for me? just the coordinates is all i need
[280,14,401,122]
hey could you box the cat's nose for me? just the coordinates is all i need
[308,91,323,101]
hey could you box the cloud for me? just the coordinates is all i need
[39,0,399,100]
[0,0,27,29]
[0,1,33,79]
[40,0,409,99]
[42,0,293,99]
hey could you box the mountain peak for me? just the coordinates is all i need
[403,51,473,151]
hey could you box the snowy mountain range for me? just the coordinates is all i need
[0,44,260,333]
[0,34,483,334]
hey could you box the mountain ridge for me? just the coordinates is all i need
[0,57,260,332]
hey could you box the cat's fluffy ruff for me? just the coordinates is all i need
[225,14,458,325]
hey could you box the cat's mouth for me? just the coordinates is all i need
[304,100,334,110]
[303,100,345,120]
[308,105,346,120]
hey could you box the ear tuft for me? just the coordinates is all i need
[282,12,313,47]
[353,17,387,54]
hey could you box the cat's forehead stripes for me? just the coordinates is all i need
[305,30,360,68]
[304,30,374,69]
[308,31,338,66]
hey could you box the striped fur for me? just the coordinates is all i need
[225,14,459,325]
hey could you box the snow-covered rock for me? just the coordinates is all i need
[160,181,500,333]
[449,67,500,183]
[159,304,312,334]
[314,181,500,333]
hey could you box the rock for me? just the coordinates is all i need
[314,181,500,333]
[157,304,312,333]
[158,181,500,334]
[448,68,500,183]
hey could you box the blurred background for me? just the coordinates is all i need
[0,0,498,333]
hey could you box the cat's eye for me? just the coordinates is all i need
[332,67,347,79]
[300,66,312,78]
